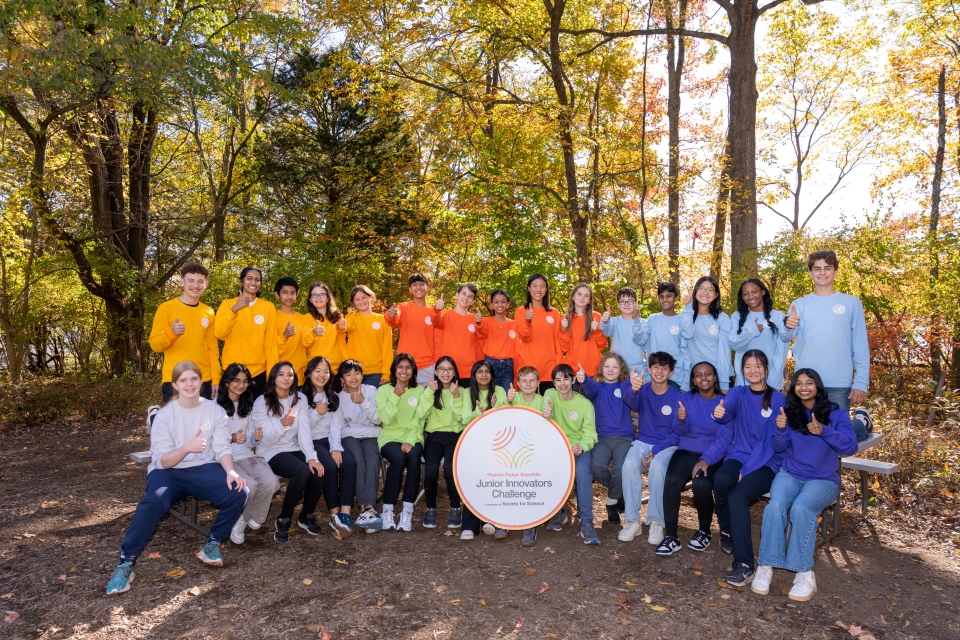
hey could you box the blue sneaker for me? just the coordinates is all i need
[197,540,224,566]
[356,508,383,534]
[422,508,438,529]
[106,562,134,594]
[521,528,537,547]
[580,521,600,545]
[329,512,353,539]
[546,507,568,532]
[447,507,462,529]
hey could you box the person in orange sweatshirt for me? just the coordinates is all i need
[215,267,279,398]
[481,289,517,391]
[435,283,488,385]
[148,262,221,403]
[513,274,562,394]
[301,282,346,389]
[274,277,307,384]
[386,273,441,386]
[341,285,393,386]
[560,283,608,380]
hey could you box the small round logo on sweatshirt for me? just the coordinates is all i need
[761,408,773,418]
[709,324,718,335]
[669,325,680,335]
[199,419,212,432]
[408,397,418,407]
[200,317,209,328]
[424,316,433,325]
[614,389,622,398]
[568,411,578,420]
[546,316,555,324]
[468,324,476,333]
[253,314,265,325]
[372,321,382,330]
[833,304,846,315]
[661,405,672,416]
[508,330,517,339]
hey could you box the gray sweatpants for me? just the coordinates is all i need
[590,436,634,501]
[233,456,280,525]
[342,436,381,506]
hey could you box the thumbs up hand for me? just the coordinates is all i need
[683,291,693,306]
[776,406,787,429]
[490,391,498,407]
[560,316,569,330]
[630,366,643,392]
[313,321,324,336]
[449,382,460,398]
[185,429,207,453]
[525,306,534,323]
[350,389,364,404]
[785,304,800,329]
[542,399,553,419]
[677,401,686,420]
[807,412,823,435]
[388,303,398,318]
[713,399,725,420]
[280,407,296,428]
[337,316,347,331]
[434,293,445,311]
[233,428,247,444]
[254,426,263,442]
[315,400,328,415]
[474,310,483,324]
[601,304,611,323]
[756,318,765,334]
[283,321,296,338]
[576,363,585,383]
[172,316,185,336]
[590,319,599,331]
[506,383,516,403]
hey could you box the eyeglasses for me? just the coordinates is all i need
[228,379,250,386]
[309,293,327,299]
[436,367,455,373]
[617,299,636,304]
[695,287,715,294]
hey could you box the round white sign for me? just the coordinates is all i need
[454,406,574,530]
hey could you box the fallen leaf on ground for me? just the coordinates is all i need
[879,615,887,625]
[377,598,386,606]
[515,618,523,629]
[148,552,162,559]
[0,594,11,600]
[303,579,312,585]
[642,594,652,603]
[537,582,549,595]
[306,625,320,633]
[848,625,862,636]
[443,530,454,537]
[609,553,620,560]
[625,581,638,586]
[188,587,201,596]
[658,581,675,586]
[694,564,703,570]
[717,579,742,592]
[41,502,57,509]
[449,599,461,605]
[543,547,555,554]
[738,627,747,633]
[545,634,558,638]
[22,533,35,538]
[721,594,730,600]
[109,606,123,616]
[481,600,487,606]
[4,612,19,623]
[694,571,703,576]
[165,569,186,577]
[650,605,668,613]
[68,566,76,573]
[57,575,66,581]
[781,587,791,596]
[320,626,332,640]
[435,585,447,593]
[525,567,536,576]
[335,559,349,565]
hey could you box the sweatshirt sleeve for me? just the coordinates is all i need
[631,316,649,348]
[215,300,239,341]
[620,383,644,413]
[673,395,691,435]
[211,410,232,463]
[462,389,481,423]
[325,404,345,452]
[700,419,733,466]
[360,385,382,425]
[251,399,285,447]
[850,298,870,392]
[715,313,733,382]
[579,403,598,451]
[148,303,177,353]
[263,306,280,373]
[514,307,533,343]
[380,319,394,380]
[376,385,400,427]
[652,432,679,455]
[295,397,317,461]
[385,306,401,328]
[416,386,435,420]
[713,386,738,425]
[679,304,696,340]
[821,409,859,456]
[558,321,572,352]
[149,410,177,469]
[590,313,607,349]
[728,312,760,351]
[600,315,613,337]
[580,376,601,400]
[771,421,790,453]
[451,392,464,425]
[301,316,318,351]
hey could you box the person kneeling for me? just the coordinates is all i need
[107,362,248,595]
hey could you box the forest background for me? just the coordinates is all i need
[1,0,959,501]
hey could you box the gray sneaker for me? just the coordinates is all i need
[546,508,568,532]
[580,521,600,545]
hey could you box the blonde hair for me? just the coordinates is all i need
[594,352,629,383]
[167,361,204,405]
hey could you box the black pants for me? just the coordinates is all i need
[161,381,212,404]
[249,372,267,399]
[380,442,423,505]
[662,449,722,538]
[538,381,555,394]
[423,432,461,509]
[462,506,483,534]
[267,451,324,520]
[313,439,356,511]
[713,459,776,569]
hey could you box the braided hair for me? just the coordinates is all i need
[735,278,779,336]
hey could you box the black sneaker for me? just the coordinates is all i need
[655,536,682,556]
[687,529,712,552]
[606,503,621,525]
[723,564,755,587]
[447,508,462,529]
[297,513,324,536]
[855,408,874,434]
[274,517,291,543]
[719,532,733,556]
[546,507,568,532]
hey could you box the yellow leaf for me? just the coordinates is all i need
[721,594,731,600]
[68,566,76,573]
[148,552,162,559]
[625,581,638,586]
[480,600,487,606]
[335,559,349,565]
[449,599,461,605]
[303,579,312,585]
[377,598,386,606]
[649,605,668,612]
[435,585,447,593]
[165,569,186,577]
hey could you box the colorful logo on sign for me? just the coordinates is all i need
[492,426,535,469]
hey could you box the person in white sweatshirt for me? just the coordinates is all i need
[337,359,384,534]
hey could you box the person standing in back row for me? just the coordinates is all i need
[780,250,873,442]
[386,274,441,385]
[215,267,279,398]
[514,274,562,393]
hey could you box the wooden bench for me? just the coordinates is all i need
[130,450,211,537]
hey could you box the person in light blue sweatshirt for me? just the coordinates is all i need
[655,361,727,556]
[751,368,858,602]
[680,276,733,390]
[780,249,873,441]
[633,282,690,390]
[579,352,635,525]
[600,287,647,378]
[729,279,788,390]
[693,349,786,588]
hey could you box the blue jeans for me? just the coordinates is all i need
[362,373,383,388]
[824,387,868,442]
[622,441,677,526]
[574,452,595,523]
[758,470,839,572]
[121,463,248,559]
[484,357,515,391]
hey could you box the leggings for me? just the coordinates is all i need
[380,442,423,505]
[423,432,461,509]
[313,439,356,511]
[267,451,324,520]
[662,449,722,538]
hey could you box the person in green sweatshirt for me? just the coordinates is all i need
[416,356,465,529]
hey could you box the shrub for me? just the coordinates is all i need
[0,375,158,428]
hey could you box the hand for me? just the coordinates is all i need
[434,293,444,311]
[283,321,296,338]
[756,318,765,334]
[776,406,787,429]
[171,316,185,336]
[677,401,686,420]
[590,319,599,331]
[280,408,296,428]
[400,443,413,453]
[640,451,654,467]
[254,426,263,441]
[849,389,868,405]
[506,383,516,403]
[571,444,583,455]
[331,450,342,466]
[691,460,709,479]
[428,380,439,391]
[313,321,324,336]
[337,316,347,331]
[315,400,328,415]
[394,382,406,396]
[601,304,611,323]
[683,291,693,306]
[350,390,364,404]
[210,386,219,400]
[308,459,324,477]
[525,307,533,323]
[474,310,482,324]
[226,469,246,492]
[542,399,552,419]
[233,429,247,444]
[231,292,250,313]
[560,316,569,330]
[388,303,398,318]
[576,363,585,384]
[490,391,498,407]
[449,382,460,398]
[807,413,823,436]
[785,304,800,330]
[184,429,207,454]
[630,367,645,392]
[713,399,725,420]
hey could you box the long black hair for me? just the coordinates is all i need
[691,275,722,322]
[217,363,255,418]
[741,349,772,411]
[524,273,552,311]
[688,361,722,397]
[389,353,419,388]
[784,368,838,435]
[468,360,496,412]
[263,361,299,417]
[736,278,779,336]
[433,356,460,409]
[303,356,339,412]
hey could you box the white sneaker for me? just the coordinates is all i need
[647,522,664,545]
[246,519,262,531]
[618,521,642,542]
[751,566,773,595]
[788,571,817,602]
[229,516,246,545]
[481,523,496,536]
[381,509,396,531]
[397,510,413,532]
[460,530,475,540]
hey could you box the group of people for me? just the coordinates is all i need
[107,249,872,605]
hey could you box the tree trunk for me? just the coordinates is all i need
[666,0,688,285]
[711,127,732,284]
[929,66,946,382]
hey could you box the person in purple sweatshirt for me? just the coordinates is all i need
[577,352,634,525]
[693,349,786,587]
[751,368,858,602]
[655,361,727,556]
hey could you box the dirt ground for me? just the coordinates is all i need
[1,416,959,639]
